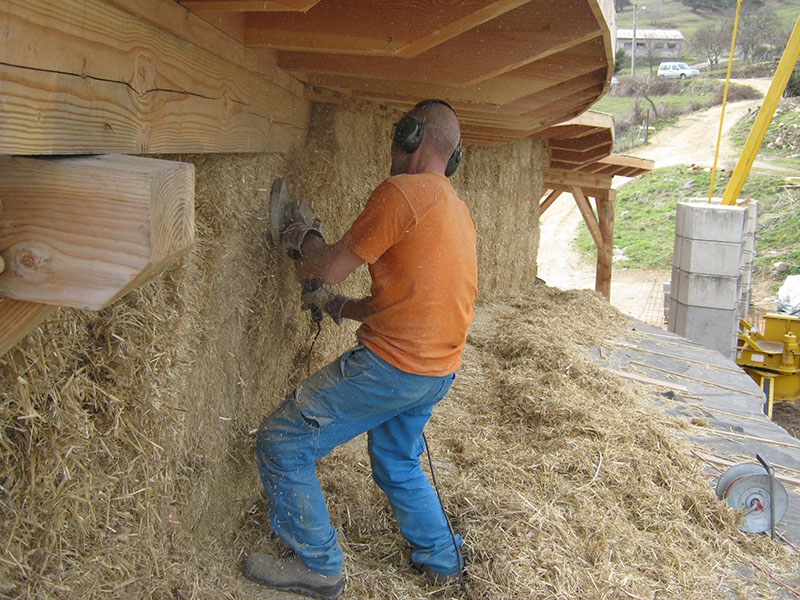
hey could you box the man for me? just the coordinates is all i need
[245,99,478,600]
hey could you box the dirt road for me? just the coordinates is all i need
[537,78,773,323]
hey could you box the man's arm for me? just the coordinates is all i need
[293,234,371,325]
[339,296,371,322]
[299,235,364,285]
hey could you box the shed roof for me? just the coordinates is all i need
[617,28,685,41]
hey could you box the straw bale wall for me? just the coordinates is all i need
[0,101,546,598]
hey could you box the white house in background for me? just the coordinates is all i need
[616,29,685,58]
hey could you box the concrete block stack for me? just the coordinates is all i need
[668,200,748,359]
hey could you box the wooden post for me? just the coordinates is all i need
[595,188,616,300]
[569,186,602,249]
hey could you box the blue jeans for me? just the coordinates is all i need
[256,345,462,576]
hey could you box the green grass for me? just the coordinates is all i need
[593,83,717,116]
[594,78,760,151]
[615,0,800,44]
[581,2,800,276]
[575,167,800,275]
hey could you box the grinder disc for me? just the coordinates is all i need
[269,178,293,247]
[724,473,788,534]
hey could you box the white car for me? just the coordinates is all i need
[657,62,700,79]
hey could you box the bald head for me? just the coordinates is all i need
[390,99,462,176]
[409,100,461,161]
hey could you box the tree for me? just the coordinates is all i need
[615,0,631,12]
[737,7,780,63]
[630,77,660,120]
[615,48,626,74]
[681,0,761,13]
[690,23,731,67]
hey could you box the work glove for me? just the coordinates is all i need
[300,279,348,326]
[281,221,325,260]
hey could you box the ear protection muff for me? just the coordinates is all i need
[392,99,463,177]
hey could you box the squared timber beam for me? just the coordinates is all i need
[0,154,195,310]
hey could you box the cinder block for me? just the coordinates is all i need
[669,301,739,359]
[676,201,746,243]
[674,236,743,277]
[673,270,740,309]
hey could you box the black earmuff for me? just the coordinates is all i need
[445,145,462,178]
[392,99,463,177]
[393,114,424,154]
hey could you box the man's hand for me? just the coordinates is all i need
[300,280,348,326]
[281,222,324,260]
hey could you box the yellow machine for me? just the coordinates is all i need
[737,314,800,416]
[723,12,800,418]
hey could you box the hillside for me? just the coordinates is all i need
[615,0,800,43]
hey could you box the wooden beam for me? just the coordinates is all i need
[396,0,535,58]
[539,188,566,216]
[0,0,309,155]
[595,189,616,300]
[180,0,322,11]
[550,129,612,152]
[0,155,195,310]
[549,144,613,167]
[0,300,57,358]
[543,168,613,190]
[463,29,603,87]
[570,185,602,250]
[275,1,605,87]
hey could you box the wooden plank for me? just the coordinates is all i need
[606,367,690,393]
[396,0,535,58]
[543,168,613,190]
[0,0,308,155]
[570,186,602,250]
[463,29,603,87]
[597,154,654,171]
[539,188,565,216]
[106,0,290,83]
[0,300,57,358]
[180,0,322,11]
[549,144,613,167]
[595,189,615,299]
[276,0,603,86]
[551,130,613,152]
[0,155,195,310]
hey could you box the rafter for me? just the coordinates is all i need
[180,0,322,11]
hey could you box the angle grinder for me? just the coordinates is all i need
[269,178,325,324]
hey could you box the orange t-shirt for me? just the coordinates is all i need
[342,172,478,376]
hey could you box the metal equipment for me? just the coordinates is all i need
[269,178,325,324]
[737,314,800,417]
[269,178,321,257]
[715,455,788,538]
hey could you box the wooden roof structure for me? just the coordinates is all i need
[0,0,653,354]
[180,0,615,145]
[174,0,654,191]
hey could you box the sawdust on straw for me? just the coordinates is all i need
[2,273,799,599]
[243,285,800,599]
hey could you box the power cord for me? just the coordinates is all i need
[422,432,473,600]
[306,319,322,376]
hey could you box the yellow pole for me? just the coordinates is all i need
[708,0,742,202]
[722,14,800,206]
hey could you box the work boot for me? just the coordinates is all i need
[244,552,344,600]
[413,560,463,588]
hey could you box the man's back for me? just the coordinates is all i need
[344,171,477,376]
